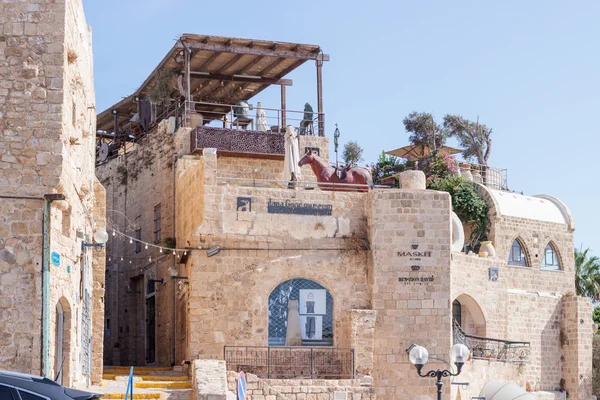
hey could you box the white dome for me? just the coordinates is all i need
[488,189,572,226]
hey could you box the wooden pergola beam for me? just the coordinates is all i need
[179,41,330,62]
[196,52,222,71]
[189,72,292,86]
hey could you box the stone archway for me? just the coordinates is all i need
[454,293,486,337]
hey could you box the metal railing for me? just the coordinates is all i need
[224,346,354,379]
[216,176,371,192]
[187,100,323,136]
[462,164,508,191]
[453,320,530,364]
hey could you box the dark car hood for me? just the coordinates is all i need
[64,387,102,399]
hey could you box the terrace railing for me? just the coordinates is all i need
[187,100,322,136]
[224,346,355,379]
[453,320,530,364]
[216,177,371,192]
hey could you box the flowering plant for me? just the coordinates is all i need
[421,150,458,183]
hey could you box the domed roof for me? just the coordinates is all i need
[486,189,573,228]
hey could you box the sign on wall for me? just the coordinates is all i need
[237,197,252,212]
[51,252,60,267]
[268,200,332,216]
[299,289,326,341]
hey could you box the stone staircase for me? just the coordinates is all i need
[90,366,192,400]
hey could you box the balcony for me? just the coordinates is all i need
[453,321,530,364]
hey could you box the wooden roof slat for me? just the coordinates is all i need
[177,40,329,61]
[196,51,222,71]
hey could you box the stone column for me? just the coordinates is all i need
[561,295,593,400]
[341,309,377,376]
[91,179,107,384]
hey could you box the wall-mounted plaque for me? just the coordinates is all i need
[489,267,499,281]
[268,200,332,216]
[237,197,252,212]
[304,147,320,156]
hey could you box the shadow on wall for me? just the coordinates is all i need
[593,336,600,397]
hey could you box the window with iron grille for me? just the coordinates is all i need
[508,239,528,267]
[541,243,560,270]
[452,299,462,326]
[154,205,161,244]
[268,278,333,346]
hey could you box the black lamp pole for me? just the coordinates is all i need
[415,362,464,400]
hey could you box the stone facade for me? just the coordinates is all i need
[99,105,591,400]
[0,0,104,388]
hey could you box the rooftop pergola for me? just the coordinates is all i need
[96,34,329,139]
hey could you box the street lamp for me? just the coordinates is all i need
[408,343,470,400]
[81,228,109,251]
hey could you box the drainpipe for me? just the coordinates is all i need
[42,193,65,378]
[171,153,182,366]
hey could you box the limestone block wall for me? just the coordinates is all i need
[97,119,178,367]
[340,309,377,376]
[0,0,103,387]
[561,296,593,400]
[367,190,453,400]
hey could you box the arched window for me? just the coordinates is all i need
[541,243,561,270]
[508,239,528,267]
[268,279,333,347]
[452,300,462,326]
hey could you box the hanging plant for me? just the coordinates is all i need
[147,69,177,104]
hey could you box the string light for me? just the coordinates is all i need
[129,260,132,264]
[120,257,123,261]
[145,244,148,250]
[149,257,152,262]
[105,225,191,255]
[159,248,162,253]
[112,230,116,236]
[130,238,133,244]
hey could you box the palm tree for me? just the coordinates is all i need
[575,247,600,300]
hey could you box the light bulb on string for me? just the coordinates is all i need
[145,244,148,250]
[149,256,152,262]
[159,248,162,253]
[184,251,187,256]
[129,260,132,264]
[130,238,133,244]
[112,230,116,236]
[108,257,111,262]
[120,257,123,261]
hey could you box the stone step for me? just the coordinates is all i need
[140,375,190,381]
[134,381,193,389]
[104,366,172,373]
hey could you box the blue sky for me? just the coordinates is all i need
[84,0,599,252]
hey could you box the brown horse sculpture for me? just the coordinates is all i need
[298,152,373,192]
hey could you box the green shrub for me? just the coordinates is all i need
[427,175,489,250]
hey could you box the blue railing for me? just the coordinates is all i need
[124,366,134,400]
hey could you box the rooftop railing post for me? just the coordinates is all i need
[316,59,324,136]
[281,85,287,128]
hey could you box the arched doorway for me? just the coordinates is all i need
[55,298,72,385]
[268,278,334,346]
[453,294,486,337]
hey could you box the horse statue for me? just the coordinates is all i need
[298,151,373,192]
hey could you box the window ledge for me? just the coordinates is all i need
[540,268,564,273]
[506,265,531,269]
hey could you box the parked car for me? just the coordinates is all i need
[0,371,101,400]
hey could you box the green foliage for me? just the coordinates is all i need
[403,111,447,148]
[147,69,177,105]
[427,176,489,250]
[370,150,406,186]
[575,247,600,299]
[163,237,176,255]
[594,306,600,333]
[443,114,493,166]
[342,141,364,166]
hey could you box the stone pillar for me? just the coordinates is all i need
[561,295,593,400]
[341,309,377,376]
[193,359,228,400]
[91,179,107,384]
[399,171,426,190]
[368,189,453,399]
[203,148,217,185]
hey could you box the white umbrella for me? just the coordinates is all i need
[283,125,301,183]
[256,102,269,132]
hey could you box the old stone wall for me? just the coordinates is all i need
[367,190,453,400]
[339,310,376,376]
[226,372,376,400]
[0,0,103,388]
[562,295,593,400]
[97,119,178,367]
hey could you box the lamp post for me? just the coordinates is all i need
[408,343,470,400]
[333,124,340,168]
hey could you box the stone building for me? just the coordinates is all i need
[0,0,105,388]
[97,34,593,399]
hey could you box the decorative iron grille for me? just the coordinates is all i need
[453,320,530,364]
[224,346,354,379]
[268,279,333,346]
